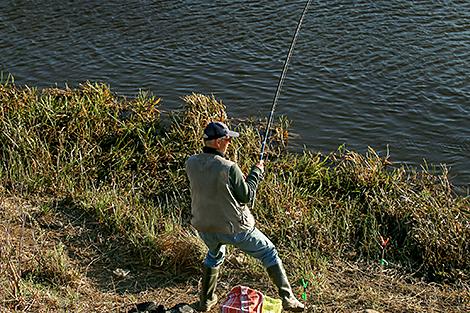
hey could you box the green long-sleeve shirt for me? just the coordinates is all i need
[229,163,264,204]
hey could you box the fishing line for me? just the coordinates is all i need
[259,0,312,161]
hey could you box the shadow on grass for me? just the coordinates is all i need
[45,197,200,295]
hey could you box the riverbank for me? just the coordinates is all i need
[1,196,468,312]
[0,81,468,312]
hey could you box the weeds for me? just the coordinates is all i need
[0,197,82,311]
[0,81,468,293]
[25,242,81,287]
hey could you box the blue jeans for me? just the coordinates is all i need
[198,227,281,269]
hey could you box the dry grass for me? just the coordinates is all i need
[1,197,468,312]
[0,80,469,312]
[0,197,85,311]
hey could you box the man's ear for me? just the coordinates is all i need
[205,139,218,149]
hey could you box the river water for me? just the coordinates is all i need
[1,0,469,190]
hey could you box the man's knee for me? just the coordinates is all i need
[260,245,281,268]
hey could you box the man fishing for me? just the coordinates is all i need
[185,121,305,312]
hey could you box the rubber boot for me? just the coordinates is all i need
[196,265,219,312]
[266,263,305,312]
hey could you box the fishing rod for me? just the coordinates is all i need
[260,0,312,161]
[252,0,311,210]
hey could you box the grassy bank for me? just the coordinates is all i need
[0,80,469,311]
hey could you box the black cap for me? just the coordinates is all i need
[203,122,240,140]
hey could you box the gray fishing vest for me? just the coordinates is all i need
[185,153,255,234]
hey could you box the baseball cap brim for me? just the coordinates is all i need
[226,130,240,138]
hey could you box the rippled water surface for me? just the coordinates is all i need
[1,0,469,188]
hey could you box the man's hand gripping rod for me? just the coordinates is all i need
[259,0,312,162]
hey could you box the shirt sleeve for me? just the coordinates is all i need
[229,163,264,204]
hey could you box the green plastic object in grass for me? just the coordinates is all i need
[301,278,308,300]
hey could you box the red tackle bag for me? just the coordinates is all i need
[220,285,264,313]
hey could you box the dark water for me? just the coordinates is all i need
[1,0,469,190]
